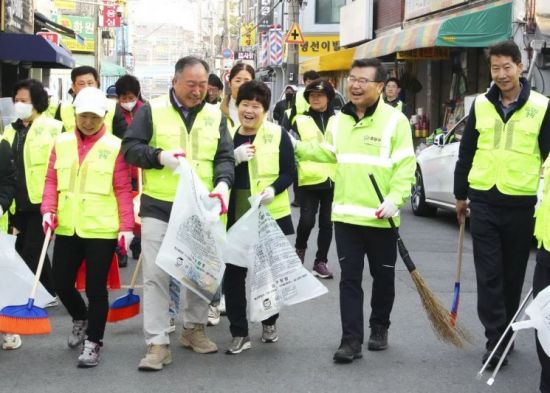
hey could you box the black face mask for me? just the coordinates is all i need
[285,93,294,102]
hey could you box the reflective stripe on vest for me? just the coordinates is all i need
[535,156,550,251]
[54,132,120,239]
[295,114,335,186]
[469,92,548,195]
[145,97,221,201]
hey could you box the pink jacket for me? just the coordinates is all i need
[41,127,134,232]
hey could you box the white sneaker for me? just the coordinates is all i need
[219,295,226,316]
[77,340,101,368]
[2,334,22,350]
[167,317,176,334]
[44,297,59,308]
[207,305,220,326]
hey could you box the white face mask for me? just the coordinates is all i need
[14,102,33,120]
[121,100,137,112]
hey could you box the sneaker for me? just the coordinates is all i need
[261,324,278,343]
[295,248,306,264]
[77,340,101,368]
[68,320,88,349]
[313,261,333,279]
[179,324,218,353]
[219,295,226,316]
[333,338,363,363]
[44,297,60,308]
[482,344,509,370]
[225,336,251,355]
[207,305,220,326]
[2,334,22,350]
[138,344,172,371]
[368,325,388,351]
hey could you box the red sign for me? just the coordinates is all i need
[102,1,121,27]
[37,31,60,45]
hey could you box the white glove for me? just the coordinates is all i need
[0,206,3,216]
[159,150,185,171]
[375,199,398,219]
[42,212,57,233]
[260,187,275,205]
[209,181,229,215]
[118,231,134,253]
[234,143,255,165]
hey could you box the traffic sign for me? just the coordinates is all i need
[223,71,230,83]
[285,22,305,44]
[222,48,234,59]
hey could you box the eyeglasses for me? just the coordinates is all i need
[346,76,381,87]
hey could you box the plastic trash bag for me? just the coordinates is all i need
[512,285,550,357]
[155,158,226,302]
[0,232,55,309]
[223,196,328,322]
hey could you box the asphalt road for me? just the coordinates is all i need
[1,204,540,393]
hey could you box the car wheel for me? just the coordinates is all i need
[411,168,437,217]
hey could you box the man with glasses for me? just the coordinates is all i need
[294,58,415,363]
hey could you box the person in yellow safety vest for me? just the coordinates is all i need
[43,87,59,118]
[2,79,63,300]
[282,70,321,131]
[54,66,116,133]
[384,77,409,118]
[292,78,336,279]
[220,63,255,133]
[122,56,235,371]
[224,80,295,355]
[293,58,415,363]
[41,87,135,368]
[454,40,550,370]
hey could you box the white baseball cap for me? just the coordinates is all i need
[73,87,108,117]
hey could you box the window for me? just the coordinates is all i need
[315,0,345,24]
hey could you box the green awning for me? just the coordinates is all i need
[100,61,127,76]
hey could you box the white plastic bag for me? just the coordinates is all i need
[223,196,328,322]
[512,285,550,357]
[0,232,54,309]
[155,158,226,302]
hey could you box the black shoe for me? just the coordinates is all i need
[482,348,508,370]
[333,338,362,364]
[368,325,388,351]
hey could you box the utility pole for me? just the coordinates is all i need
[286,0,299,85]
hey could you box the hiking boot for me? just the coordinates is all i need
[333,338,362,363]
[226,336,251,355]
[2,334,22,350]
[368,325,388,351]
[138,344,172,371]
[313,261,333,279]
[77,340,101,368]
[261,324,278,343]
[68,320,88,349]
[295,248,306,264]
[207,305,220,326]
[179,324,218,353]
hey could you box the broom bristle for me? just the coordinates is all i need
[0,315,52,335]
[410,270,473,348]
[107,303,140,323]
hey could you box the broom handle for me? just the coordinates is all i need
[368,174,416,273]
[30,227,52,299]
[128,255,143,289]
[455,221,465,282]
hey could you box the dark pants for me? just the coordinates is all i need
[13,211,55,296]
[334,222,397,343]
[469,201,533,349]
[534,252,550,393]
[52,234,116,343]
[223,263,278,337]
[295,187,334,262]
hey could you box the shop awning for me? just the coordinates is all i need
[0,32,75,69]
[34,12,84,43]
[355,0,513,59]
[100,61,128,77]
[300,48,356,73]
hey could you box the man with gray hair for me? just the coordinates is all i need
[122,56,234,371]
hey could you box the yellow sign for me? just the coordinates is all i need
[285,22,305,44]
[54,0,76,10]
[397,47,450,60]
[299,35,340,57]
[239,23,256,47]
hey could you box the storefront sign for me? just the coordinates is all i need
[257,0,273,32]
[239,22,256,47]
[396,47,450,60]
[37,31,60,45]
[53,0,76,10]
[299,35,340,57]
[237,51,254,61]
[54,14,95,52]
[3,0,33,33]
[405,0,466,20]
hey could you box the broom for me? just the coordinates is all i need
[107,255,143,322]
[450,221,465,326]
[0,227,53,335]
[368,174,472,348]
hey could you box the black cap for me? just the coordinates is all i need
[304,79,335,102]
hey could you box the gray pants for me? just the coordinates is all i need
[142,217,209,345]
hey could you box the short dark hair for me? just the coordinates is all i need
[488,40,522,65]
[303,70,320,83]
[236,80,271,112]
[71,66,99,86]
[115,74,141,96]
[351,58,386,83]
[304,78,335,102]
[208,74,224,90]
[174,56,209,75]
[229,63,255,82]
[386,77,401,88]
[12,79,49,113]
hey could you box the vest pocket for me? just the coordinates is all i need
[80,195,118,233]
[55,161,73,191]
[27,142,51,166]
[85,167,114,195]
[510,124,538,155]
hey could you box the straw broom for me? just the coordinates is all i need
[369,174,472,348]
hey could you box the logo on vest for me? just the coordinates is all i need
[525,107,538,119]
[263,133,273,144]
[364,135,381,145]
[98,149,111,160]
[202,117,215,127]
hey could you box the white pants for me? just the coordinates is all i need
[142,217,209,345]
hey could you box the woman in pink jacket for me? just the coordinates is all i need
[41,87,134,368]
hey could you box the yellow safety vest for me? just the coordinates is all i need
[59,100,116,133]
[0,213,7,233]
[295,91,309,116]
[3,115,63,204]
[294,114,336,186]
[535,156,550,251]
[469,92,548,195]
[145,96,221,201]
[54,132,121,239]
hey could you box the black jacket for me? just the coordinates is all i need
[0,139,16,213]
[273,99,291,124]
